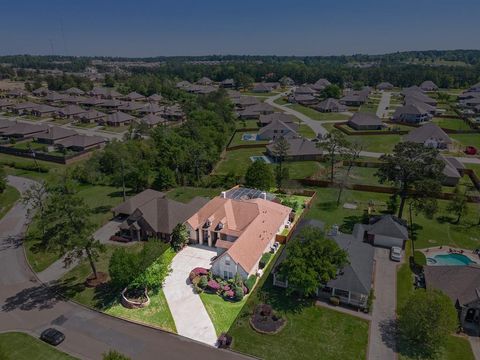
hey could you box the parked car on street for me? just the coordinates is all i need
[390,246,402,262]
[40,328,65,346]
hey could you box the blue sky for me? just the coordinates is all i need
[0,0,479,56]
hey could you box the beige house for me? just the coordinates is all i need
[185,193,292,280]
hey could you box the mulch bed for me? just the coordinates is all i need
[250,304,286,334]
[84,272,108,287]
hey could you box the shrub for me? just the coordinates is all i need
[207,280,220,292]
[245,275,257,293]
[199,275,208,289]
[242,285,248,295]
[223,285,231,292]
[189,267,208,281]
[413,251,427,266]
[330,296,340,306]
[217,333,232,349]
[234,286,244,301]
[259,252,272,269]
[103,350,131,360]
[192,276,203,294]
[0,160,49,173]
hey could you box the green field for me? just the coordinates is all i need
[0,332,77,360]
[298,124,316,138]
[235,119,259,129]
[305,187,480,250]
[451,133,480,149]
[200,292,246,336]
[0,185,20,220]
[432,117,471,131]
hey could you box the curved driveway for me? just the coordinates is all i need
[0,176,250,360]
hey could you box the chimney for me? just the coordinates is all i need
[260,192,267,200]
[221,191,226,198]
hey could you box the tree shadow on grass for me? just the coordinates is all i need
[436,215,455,224]
[316,201,339,212]
[108,190,134,199]
[92,205,111,215]
[258,276,310,315]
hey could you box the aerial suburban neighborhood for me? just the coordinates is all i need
[1,2,480,360]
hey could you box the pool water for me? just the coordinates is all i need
[427,253,476,266]
[242,133,259,141]
[250,155,272,164]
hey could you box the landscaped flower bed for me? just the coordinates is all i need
[250,304,286,334]
[121,287,151,309]
[189,268,248,302]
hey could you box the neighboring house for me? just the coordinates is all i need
[392,103,432,124]
[238,103,275,119]
[57,105,86,119]
[424,265,480,335]
[311,78,331,91]
[5,89,28,98]
[44,92,66,103]
[252,83,274,93]
[185,84,217,95]
[79,97,106,107]
[403,123,452,150]
[196,77,214,86]
[0,122,48,139]
[75,109,107,124]
[34,126,77,145]
[273,219,375,310]
[118,101,147,113]
[259,113,297,127]
[115,191,209,242]
[176,80,191,89]
[377,82,394,91]
[63,87,85,96]
[186,192,292,280]
[404,93,438,107]
[90,87,122,99]
[30,104,60,118]
[220,79,235,88]
[347,112,383,130]
[0,119,14,131]
[294,86,316,95]
[11,102,37,115]
[400,85,424,96]
[99,99,125,111]
[420,80,439,92]
[138,103,163,115]
[257,119,299,141]
[288,94,317,105]
[148,93,163,102]
[137,113,167,128]
[0,98,15,111]
[63,95,87,105]
[340,89,369,106]
[55,134,107,151]
[233,96,260,109]
[440,155,465,186]
[404,97,437,114]
[114,189,166,217]
[314,98,347,113]
[469,82,480,93]
[356,215,408,249]
[124,92,146,102]
[162,104,185,121]
[103,111,136,127]
[32,87,50,97]
[266,137,323,161]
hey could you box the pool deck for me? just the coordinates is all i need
[420,246,479,264]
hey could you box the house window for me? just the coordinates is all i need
[223,271,228,278]
[225,259,230,266]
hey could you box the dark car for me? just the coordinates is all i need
[40,328,65,346]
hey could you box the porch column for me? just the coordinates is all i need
[198,229,203,245]
[208,231,212,247]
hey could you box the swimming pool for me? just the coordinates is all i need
[250,155,272,164]
[426,253,476,266]
[242,133,259,141]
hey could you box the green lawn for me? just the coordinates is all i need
[397,241,475,360]
[358,102,378,114]
[200,292,246,336]
[12,141,48,151]
[286,161,323,179]
[166,186,222,202]
[432,117,471,131]
[72,122,98,129]
[25,184,125,272]
[346,134,401,153]
[229,278,369,360]
[59,245,177,333]
[101,125,129,133]
[235,119,259,129]
[297,124,316,138]
[0,185,20,220]
[305,187,480,250]
[451,134,480,149]
[274,97,288,105]
[215,148,265,176]
[466,163,480,176]
[0,332,77,360]
[289,104,350,121]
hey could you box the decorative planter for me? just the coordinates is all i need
[121,287,150,309]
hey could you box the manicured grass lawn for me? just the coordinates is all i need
[235,119,259,129]
[346,134,401,153]
[59,245,177,333]
[25,184,125,272]
[166,186,222,202]
[286,161,323,179]
[72,122,98,128]
[297,124,316,138]
[318,166,382,186]
[451,134,480,149]
[432,117,471,131]
[229,278,369,360]
[397,241,475,360]
[215,148,265,176]
[200,292,246,336]
[0,332,77,360]
[12,141,48,151]
[305,187,480,250]
[289,104,350,121]
[358,102,378,114]
[466,163,480,176]
[0,185,20,220]
[274,97,288,105]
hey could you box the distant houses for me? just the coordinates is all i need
[403,123,452,150]
[314,98,347,113]
[347,113,383,130]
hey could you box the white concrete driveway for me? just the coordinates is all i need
[93,219,126,245]
[163,245,218,346]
